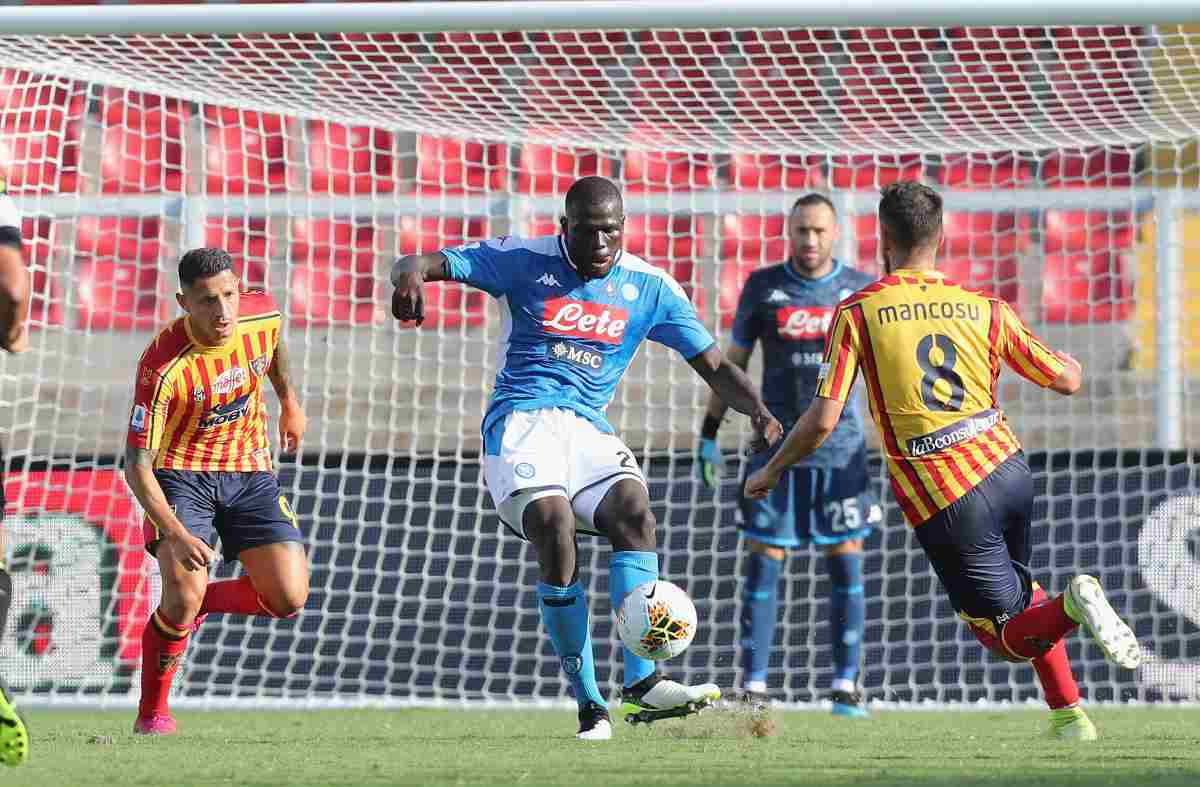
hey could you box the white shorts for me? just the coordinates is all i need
[482,407,647,539]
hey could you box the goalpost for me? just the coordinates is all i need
[0,0,1196,708]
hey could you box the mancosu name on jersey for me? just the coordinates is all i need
[878,301,981,326]
[542,298,629,345]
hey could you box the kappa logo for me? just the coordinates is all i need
[776,306,835,340]
[536,272,561,288]
[212,366,248,395]
[250,353,269,377]
[542,298,628,345]
[767,289,789,303]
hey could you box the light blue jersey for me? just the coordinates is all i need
[443,235,715,455]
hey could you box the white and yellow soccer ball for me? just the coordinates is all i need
[616,580,698,661]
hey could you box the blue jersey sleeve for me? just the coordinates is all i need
[730,274,762,349]
[647,279,715,360]
[442,237,520,297]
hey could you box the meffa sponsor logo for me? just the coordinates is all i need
[212,366,248,395]
[776,306,834,340]
[542,298,628,345]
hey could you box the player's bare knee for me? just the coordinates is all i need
[608,507,656,552]
[825,539,862,557]
[158,583,205,626]
[263,583,308,618]
[746,538,786,562]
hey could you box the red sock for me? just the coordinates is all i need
[1001,588,1078,659]
[200,576,290,618]
[1032,639,1082,709]
[138,608,191,718]
[200,576,267,616]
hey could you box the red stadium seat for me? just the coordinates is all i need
[1043,209,1135,253]
[622,214,705,308]
[727,154,823,191]
[74,217,164,331]
[415,135,507,194]
[939,151,1033,189]
[937,256,1020,305]
[22,217,62,327]
[828,154,924,190]
[1040,147,1138,188]
[623,146,713,192]
[516,141,612,195]
[203,107,287,194]
[942,211,1029,258]
[205,217,272,289]
[854,214,881,273]
[938,62,1037,132]
[1041,252,1134,323]
[396,216,489,329]
[99,89,187,193]
[719,214,787,267]
[289,219,377,326]
[524,216,560,239]
[625,61,721,127]
[0,71,84,193]
[731,62,825,128]
[301,120,396,194]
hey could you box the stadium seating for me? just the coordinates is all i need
[938,151,1034,189]
[0,70,84,193]
[23,216,63,327]
[205,217,272,289]
[727,154,823,191]
[396,215,489,329]
[99,89,186,193]
[74,217,164,330]
[719,213,787,268]
[415,135,507,194]
[1041,251,1135,323]
[516,140,612,195]
[1040,147,1138,187]
[731,61,824,126]
[301,120,396,194]
[623,145,714,192]
[289,218,378,326]
[203,107,287,194]
[828,153,924,190]
[622,214,705,307]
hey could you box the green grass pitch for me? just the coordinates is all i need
[12,707,1200,786]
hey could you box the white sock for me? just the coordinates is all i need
[744,679,767,695]
[831,678,856,695]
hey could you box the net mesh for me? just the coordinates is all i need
[0,22,1196,706]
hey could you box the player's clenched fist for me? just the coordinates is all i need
[391,271,425,325]
[743,463,782,501]
[748,410,783,454]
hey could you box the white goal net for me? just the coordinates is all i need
[0,2,1197,707]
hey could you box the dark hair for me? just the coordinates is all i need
[790,192,836,216]
[178,247,235,288]
[878,181,943,254]
[564,175,623,216]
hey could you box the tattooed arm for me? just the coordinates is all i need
[268,337,306,453]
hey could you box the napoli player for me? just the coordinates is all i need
[392,177,782,740]
[748,183,1140,741]
[698,195,880,717]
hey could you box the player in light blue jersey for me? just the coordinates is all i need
[392,177,781,740]
[699,194,881,718]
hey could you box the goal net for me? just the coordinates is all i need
[0,3,1197,708]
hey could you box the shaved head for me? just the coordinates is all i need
[560,176,625,281]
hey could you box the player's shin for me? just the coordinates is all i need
[828,551,864,693]
[739,551,783,694]
[1001,585,1078,660]
[537,582,606,708]
[1032,639,1082,709]
[138,607,192,718]
[609,551,658,687]
[200,576,293,618]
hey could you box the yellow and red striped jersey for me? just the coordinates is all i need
[127,291,281,472]
[815,270,1065,526]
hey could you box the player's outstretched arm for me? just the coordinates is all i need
[697,342,753,488]
[997,300,1083,396]
[1048,351,1082,395]
[687,344,781,452]
[267,337,306,453]
[390,252,449,326]
[0,191,30,354]
[124,444,215,571]
[744,396,846,500]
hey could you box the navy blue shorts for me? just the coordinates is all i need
[914,452,1036,631]
[737,445,880,548]
[143,470,303,563]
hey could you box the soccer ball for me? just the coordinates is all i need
[616,580,698,661]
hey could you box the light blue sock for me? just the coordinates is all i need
[609,551,659,688]
[538,581,606,708]
[828,551,865,686]
[739,551,783,687]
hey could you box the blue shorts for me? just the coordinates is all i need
[913,452,1035,631]
[143,470,303,563]
[737,445,880,548]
